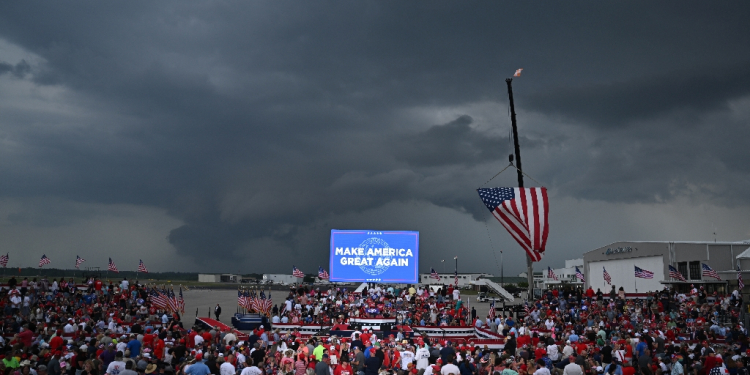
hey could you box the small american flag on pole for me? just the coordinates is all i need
[575,266,585,282]
[702,263,721,280]
[634,265,654,279]
[0,253,8,268]
[603,267,612,285]
[318,266,329,279]
[39,254,51,267]
[75,255,86,269]
[454,268,458,287]
[178,287,185,313]
[138,259,148,273]
[108,258,119,273]
[669,265,686,281]
[737,260,745,291]
[292,266,304,278]
[738,261,744,290]
[547,266,558,281]
[430,268,440,280]
[514,68,523,77]
[477,187,549,262]
[488,300,496,321]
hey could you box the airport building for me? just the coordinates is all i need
[542,259,585,289]
[262,274,303,285]
[582,241,750,294]
[418,272,493,287]
[198,273,241,283]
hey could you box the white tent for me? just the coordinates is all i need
[736,247,750,259]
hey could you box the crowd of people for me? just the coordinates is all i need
[268,284,470,328]
[2,274,749,375]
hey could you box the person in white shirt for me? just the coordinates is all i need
[220,354,236,375]
[547,343,560,361]
[415,345,430,370]
[452,289,460,301]
[281,315,289,323]
[121,278,129,290]
[63,320,76,334]
[562,341,575,358]
[441,359,460,375]
[400,347,415,370]
[272,315,280,323]
[224,332,237,345]
[240,361,262,375]
[194,334,204,347]
[563,360,583,375]
[545,319,555,330]
[534,360,551,375]
[106,352,127,375]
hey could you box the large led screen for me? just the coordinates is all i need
[329,229,419,283]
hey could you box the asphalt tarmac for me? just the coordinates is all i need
[182,288,521,331]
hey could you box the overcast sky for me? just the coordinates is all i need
[1,2,749,274]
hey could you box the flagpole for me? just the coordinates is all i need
[635,274,638,293]
[507,77,534,299]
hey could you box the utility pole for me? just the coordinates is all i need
[506,77,534,300]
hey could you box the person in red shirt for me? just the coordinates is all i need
[360,330,371,346]
[334,357,353,375]
[187,330,197,349]
[94,279,103,293]
[534,343,546,359]
[201,330,212,344]
[18,325,33,348]
[153,337,165,360]
[49,332,64,351]
[575,341,588,355]
[143,328,155,348]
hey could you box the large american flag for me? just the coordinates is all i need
[430,268,440,280]
[488,300,496,321]
[108,258,119,273]
[167,288,178,312]
[150,287,168,310]
[39,254,51,267]
[238,289,246,309]
[318,266,329,279]
[264,290,273,315]
[702,263,721,280]
[178,287,185,313]
[603,267,612,285]
[575,266,585,282]
[75,255,86,269]
[244,290,254,311]
[738,261,744,290]
[138,259,149,273]
[547,266,558,281]
[634,266,654,279]
[477,187,549,262]
[669,265,686,281]
[0,253,8,268]
[292,266,304,278]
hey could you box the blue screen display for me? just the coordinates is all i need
[329,229,419,283]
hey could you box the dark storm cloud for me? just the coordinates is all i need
[526,62,750,127]
[393,115,507,167]
[0,60,30,78]
[0,1,749,271]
